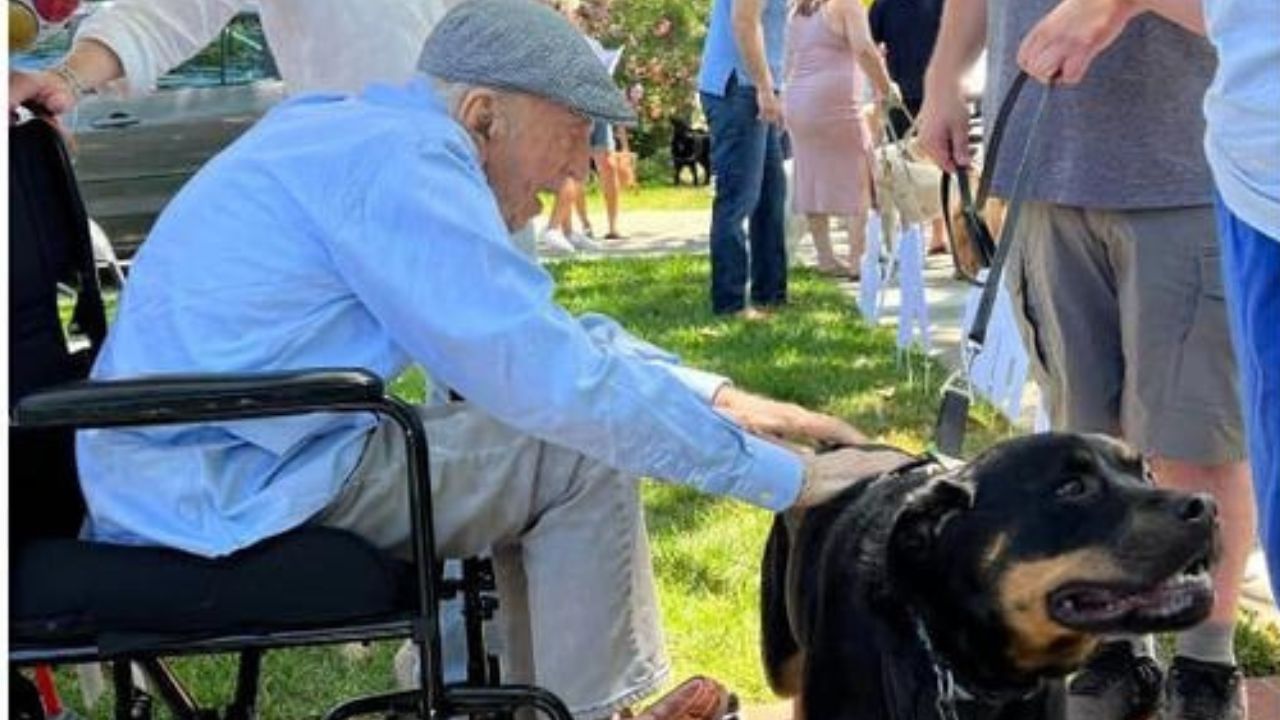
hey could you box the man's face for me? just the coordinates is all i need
[470,92,593,231]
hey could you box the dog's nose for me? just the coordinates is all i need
[1177,493,1218,524]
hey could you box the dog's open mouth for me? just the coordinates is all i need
[1047,553,1214,632]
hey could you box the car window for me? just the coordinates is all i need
[158,40,223,90]
[222,13,279,85]
[10,7,279,89]
[159,13,279,89]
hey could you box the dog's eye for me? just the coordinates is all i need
[1055,476,1093,500]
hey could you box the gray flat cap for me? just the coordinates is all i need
[419,0,636,125]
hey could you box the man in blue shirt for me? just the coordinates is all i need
[698,0,789,317]
[76,1,885,716]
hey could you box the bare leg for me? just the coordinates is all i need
[1152,458,1254,628]
[593,149,622,238]
[550,178,576,233]
[929,216,947,253]
[572,178,592,236]
[846,208,869,270]
[807,214,849,276]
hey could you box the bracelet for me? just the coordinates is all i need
[50,63,93,100]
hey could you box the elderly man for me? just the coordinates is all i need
[75,1,883,717]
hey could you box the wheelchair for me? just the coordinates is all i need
[8,117,573,720]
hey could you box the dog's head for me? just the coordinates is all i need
[890,433,1219,685]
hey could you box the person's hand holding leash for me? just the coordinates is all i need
[916,80,971,173]
[713,386,863,448]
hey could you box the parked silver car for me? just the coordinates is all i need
[14,5,286,257]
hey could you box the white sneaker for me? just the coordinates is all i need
[539,227,576,256]
[567,230,601,252]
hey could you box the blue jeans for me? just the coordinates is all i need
[1215,195,1280,601]
[701,78,787,314]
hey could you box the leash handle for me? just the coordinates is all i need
[933,72,1049,456]
[939,74,1029,287]
[966,74,1051,350]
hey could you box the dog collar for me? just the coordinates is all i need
[911,614,965,720]
[910,614,1044,719]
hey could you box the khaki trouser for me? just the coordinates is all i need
[1006,202,1244,463]
[313,402,670,719]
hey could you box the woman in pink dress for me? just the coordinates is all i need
[784,0,894,278]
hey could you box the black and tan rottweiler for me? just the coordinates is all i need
[762,433,1219,720]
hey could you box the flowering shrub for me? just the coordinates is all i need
[581,0,711,161]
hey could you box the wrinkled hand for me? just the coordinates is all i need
[756,86,784,126]
[713,386,863,448]
[795,446,913,508]
[1018,0,1140,85]
[916,84,972,173]
[9,69,78,122]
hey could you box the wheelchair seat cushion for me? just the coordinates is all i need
[11,527,412,644]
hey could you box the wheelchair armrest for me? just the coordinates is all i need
[13,368,385,429]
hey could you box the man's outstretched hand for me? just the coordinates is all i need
[712,386,864,449]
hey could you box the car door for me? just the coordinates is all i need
[64,13,286,257]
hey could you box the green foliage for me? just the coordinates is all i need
[583,0,712,159]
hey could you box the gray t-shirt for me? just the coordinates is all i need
[985,1,1216,209]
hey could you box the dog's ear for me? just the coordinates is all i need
[893,474,974,562]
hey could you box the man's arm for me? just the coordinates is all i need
[917,0,988,171]
[327,136,822,509]
[9,0,245,117]
[731,0,783,125]
[575,313,863,448]
[1018,0,1205,85]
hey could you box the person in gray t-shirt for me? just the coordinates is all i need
[918,2,1253,719]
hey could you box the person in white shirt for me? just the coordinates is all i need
[8,0,454,107]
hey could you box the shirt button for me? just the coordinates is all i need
[758,491,773,504]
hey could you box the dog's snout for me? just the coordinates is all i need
[1177,493,1217,524]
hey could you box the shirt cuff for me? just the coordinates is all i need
[665,365,730,404]
[725,436,805,511]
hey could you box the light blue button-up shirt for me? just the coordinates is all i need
[698,0,789,96]
[77,79,805,558]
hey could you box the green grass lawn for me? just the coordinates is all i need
[541,180,713,213]
[49,255,1278,717]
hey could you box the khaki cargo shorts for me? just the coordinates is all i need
[1005,202,1245,464]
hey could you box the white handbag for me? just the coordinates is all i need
[873,138,942,227]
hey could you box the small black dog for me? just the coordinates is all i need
[762,433,1219,720]
[671,118,711,186]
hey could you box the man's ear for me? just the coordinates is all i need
[457,89,505,146]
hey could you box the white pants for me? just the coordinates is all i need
[313,402,670,719]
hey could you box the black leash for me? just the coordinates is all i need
[934,71,1052,457]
